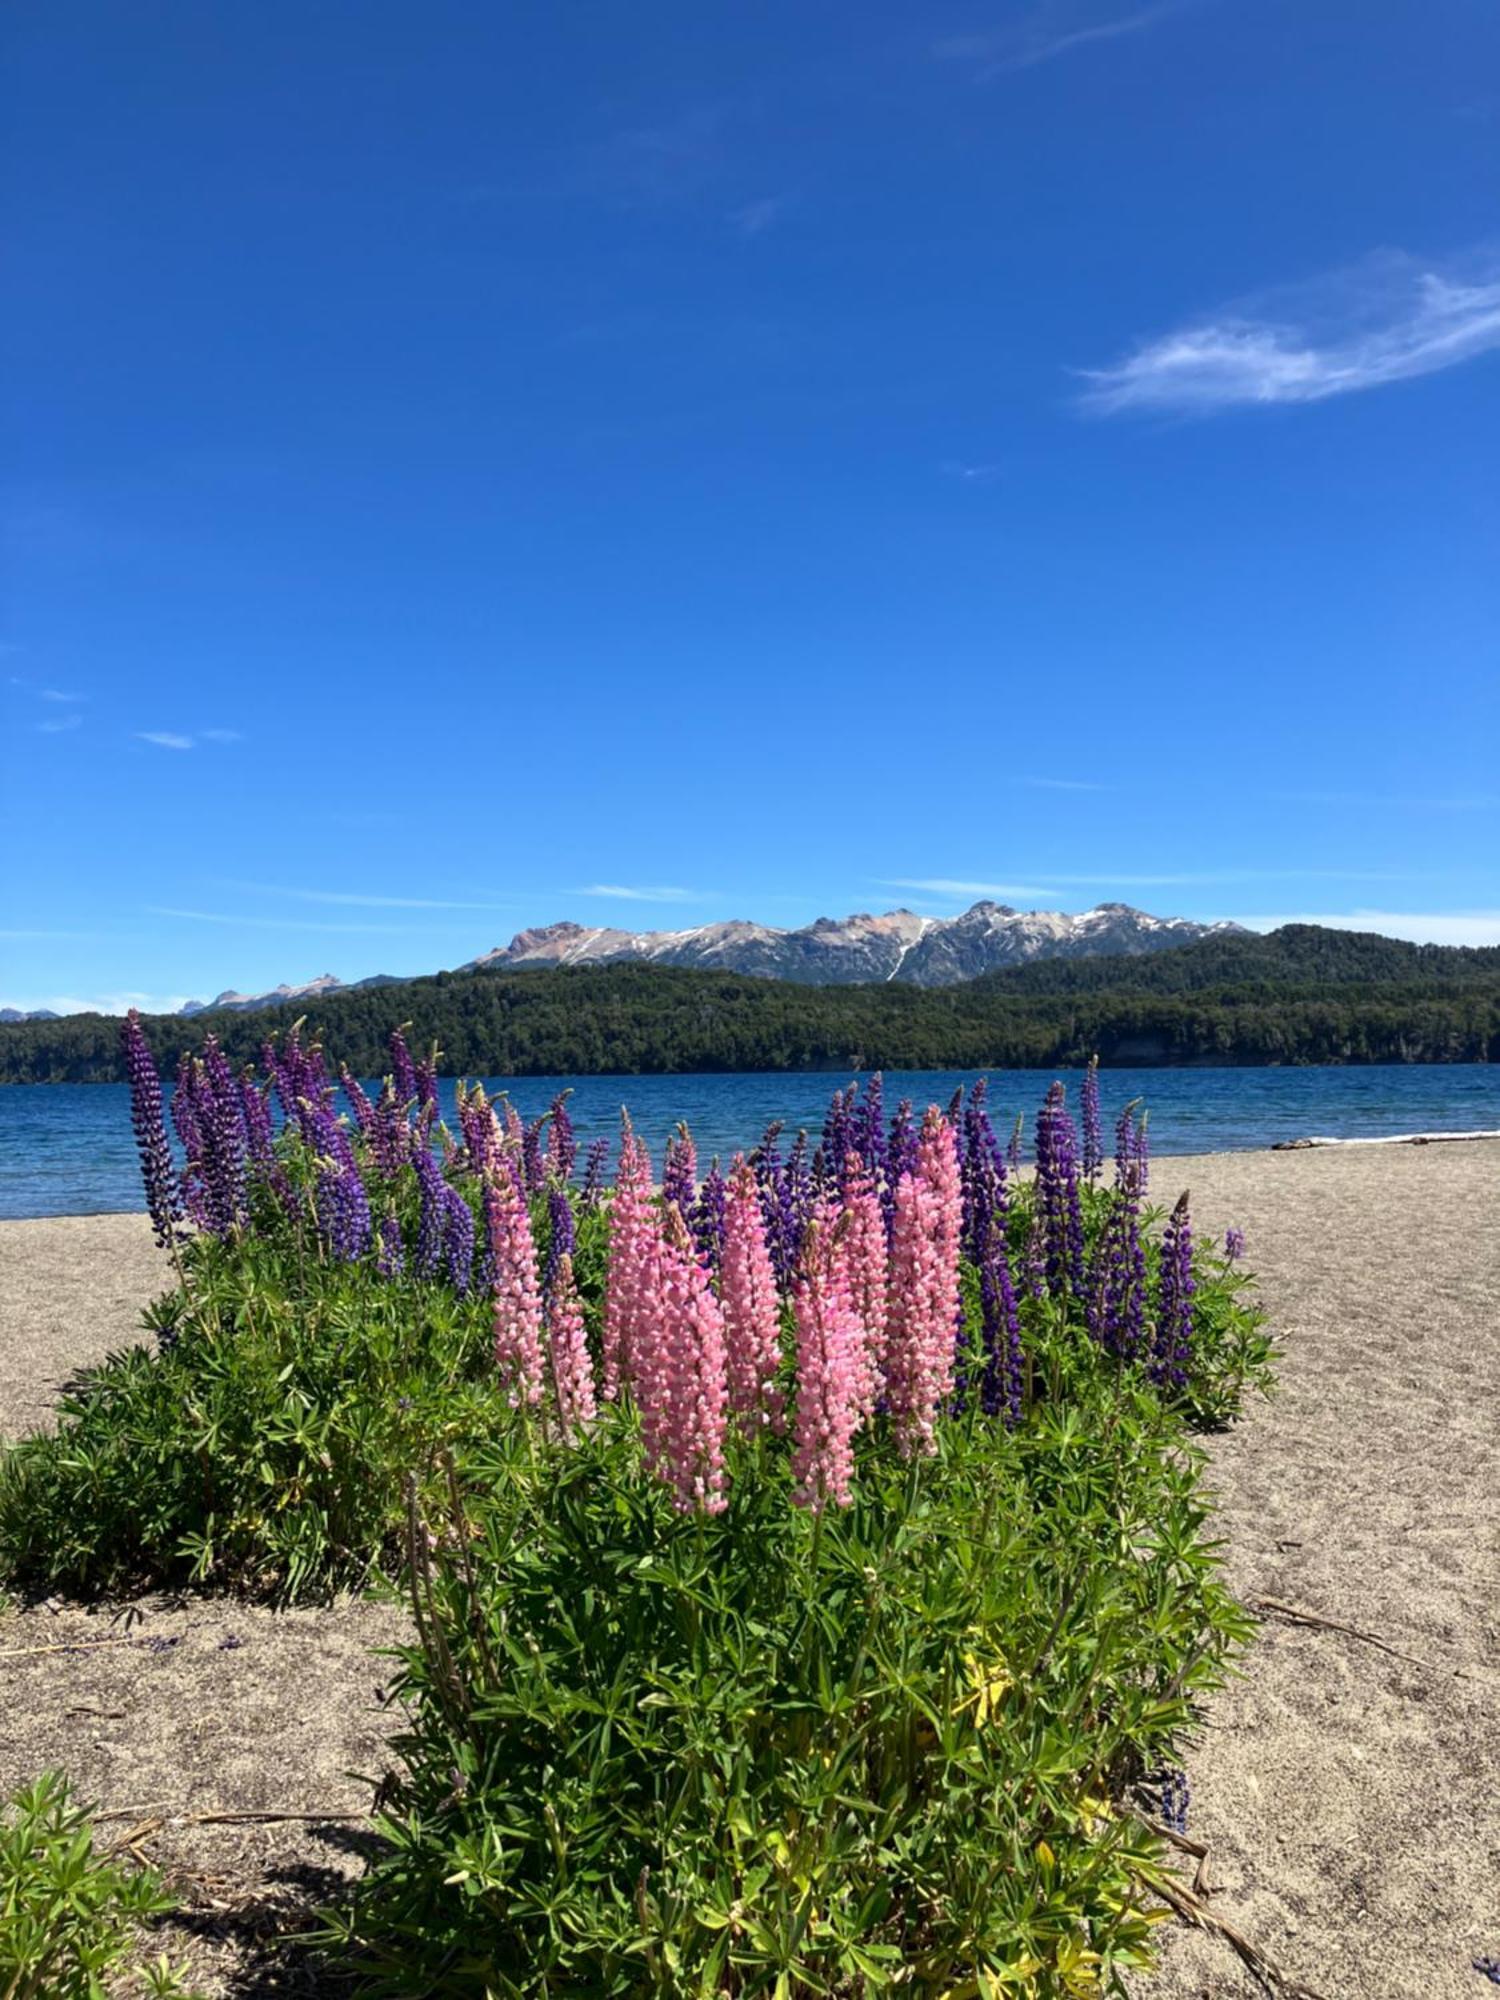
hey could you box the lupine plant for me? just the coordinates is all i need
[2,1027,1277,1994]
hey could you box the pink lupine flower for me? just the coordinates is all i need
[790,1208,863,1512]
[633,1208,729,1514]
[719,1154,785,1433]
[883,1110,962,1458]
[601,1113,654,1401]
[839,1154,886,1421]
[546,1252,597,1436]
[485,1172,545,1407]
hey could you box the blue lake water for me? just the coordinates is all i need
[2,1066,1498,1220]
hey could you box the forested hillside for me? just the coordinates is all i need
[3,926,1496,1082]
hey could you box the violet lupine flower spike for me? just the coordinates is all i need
[790,1210,863,1513]
[197,1035,248,1238]
[1034,1082,1084,1299]
[1114,1099,1142,1188]
[411,1144,448,1280]
[1081,1055,1103,1183]
[1153,1190,1195,1390]
[443,1186,476,1296]
[121,1011,183,1251]
[341,1068,377,1134]
[661,1123,698,1221]
[1086,1162,1147,1362]
[1224,1226,1246,1263]
[719,1155,785,1434]
[522,1117,546,1195]
[1133,1110,1150,1195]
[691,1157,728,1272]
[388,1027,419,1108]
[579,1135,610,1208]
[376,1211,405,1280]
[544,1180,575,1298]
[545,1091,576,1184]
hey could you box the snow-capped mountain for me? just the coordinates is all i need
[462,902,1241,988]
[163,903,1243,1014]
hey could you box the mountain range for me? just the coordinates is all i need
[143,901,1243,1016]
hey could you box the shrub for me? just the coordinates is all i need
[328,1371,1247,1996]
[0,1772,200,1999]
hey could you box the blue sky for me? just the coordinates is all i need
[3,0,1498,1012]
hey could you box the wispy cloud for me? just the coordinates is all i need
[883,878,1054,900]
[936,2,1183,76]
[0,928,96,941]
[0,990,199,1018]
[882,868,1425,899]
[137,731,195,751]
[145,905,447,935]
[221,880,514,912]
[1080,249,1500,415]
[37,713,83,734]
[1277,787,1499,812]
[1022,776,1108,793]
[731,196,789,237]
[200,727,243,743]
[1239,910,1500,949]
[940,460,1004,483]
[40,688,82,703]
[576,884,705,904]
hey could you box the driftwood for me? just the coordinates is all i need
[1272,1129,1500,1151]
[1256,1595,1485,1682]
[1148,1870,1331,1999]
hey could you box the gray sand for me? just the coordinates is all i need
[2,1147,1498,1996]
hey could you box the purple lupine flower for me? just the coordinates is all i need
[579,1135,610,1208]
[855,1073,884,1176]
[198,1035,248,1238]
[377,1211,405,1280]
[1008,1113,1024,1171]
[1086,1163,1148,1361]
[1225,1226,1246,1263]
[239,1073,275,1165]
[455,1083,495,1180]
[171,1054,211,1230]
[1033,1082,1084,1298]
[818,1086,852,1194]
[1114,1099,1143,1189]
[341,1068,377,1134]
[546,1092,576,1184]
[387,1027,419,1107]
[544,1180,575,1297]
[979,1238,1024,1426]
[1081,1055,1103,1182]
[413,1046,441,1122]
[1133,1110,1150,1195]
[785,1130,814,1266]
[300,1093,370,1263]
[367,1081,411,1179]
[443,1185,476,1295]
[662,1123,698,1220]
[121,1011,183,1249]
[521,1116,546,1195]
[412,1144,447,1280]
[691,1156,728,1271]
[1153,1190,1195,1389]
[960,1079,1008,1263]
[750,1122,795,1290]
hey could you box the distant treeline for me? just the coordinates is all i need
[3,926,1497,1084]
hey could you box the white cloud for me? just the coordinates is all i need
[730,196,788,237]
[220,880,515,911]
[936,2,1183,76]
[1080,249,1500,415]
[1239,910,1500,948]
[37,714,83,734]
[200,727,243,743]
[883,878,1055,899]
[137,731,194,750]
[40,688,82,703]
[576,884,705,903]
[145,905,445,935]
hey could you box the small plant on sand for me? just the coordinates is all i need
[0,1772,201,1999]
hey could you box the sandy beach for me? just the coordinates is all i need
[2,1144,1497,1996]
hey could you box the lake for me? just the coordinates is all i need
[2,1065,1498,1220]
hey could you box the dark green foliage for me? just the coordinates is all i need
[0,1773,201,1998]
[326,1368,1249,1996]
[4,924,1498,1081]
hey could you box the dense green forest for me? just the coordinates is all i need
[3,926,1496,1083]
